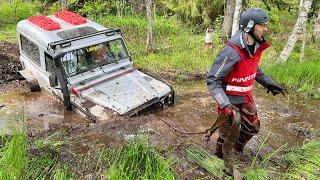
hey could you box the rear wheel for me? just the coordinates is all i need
[28,80,41,92]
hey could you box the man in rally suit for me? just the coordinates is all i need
[206,8,284,158]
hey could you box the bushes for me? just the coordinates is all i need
[0,0,41,41]
[0,1,41,25]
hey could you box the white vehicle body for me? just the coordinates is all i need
[17,11,174,119]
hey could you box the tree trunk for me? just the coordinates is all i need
[146,0,153,54]
[61,0,67,11]
[231,0,242,36]
[300,0,304,8]
[312,10,320,42]
[278,0,313,62]
[300,21,307,61]
[221,0,235,38]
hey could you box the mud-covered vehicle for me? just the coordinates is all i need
[17,11,174,119]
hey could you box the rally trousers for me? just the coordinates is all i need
[215,96,260,158]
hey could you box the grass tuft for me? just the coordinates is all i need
[282,140,320,179]
[262,58,320,97]
[244,168,269,180]
[107,136,174,180]
[186,144,226,179]
[0,132,27,179]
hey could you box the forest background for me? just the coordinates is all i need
[1,1,320,179]
[1,0,320,98]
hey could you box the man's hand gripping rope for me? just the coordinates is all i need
[205,104,240,142]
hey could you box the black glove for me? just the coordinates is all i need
[267,84,285,96]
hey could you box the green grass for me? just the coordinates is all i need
[186,144,226,179]
[244,168,269,180]
[282,140,320,179]
[242,137,320,180]
[0,24,16,42]
[25,154,75,180]
[0,130,74,179]
[262,58,320,98]
[0,0,41,42]
[106,136,174,180]
[0,1,41,25]
[243,133,285,180]
[0,132,27,179]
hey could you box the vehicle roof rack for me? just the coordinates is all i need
[48,28,121,51]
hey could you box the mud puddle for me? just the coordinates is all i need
[0,90,88,134]
[1,80,320,178]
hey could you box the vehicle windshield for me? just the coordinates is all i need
[61,38,129,76]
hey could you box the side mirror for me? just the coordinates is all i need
[49,74,58,87]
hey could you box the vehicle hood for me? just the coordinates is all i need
[78,68,171,115]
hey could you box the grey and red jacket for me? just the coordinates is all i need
[206,30,275,108]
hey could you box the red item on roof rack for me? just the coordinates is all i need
[55,11,87,25]
[28,16,60,31]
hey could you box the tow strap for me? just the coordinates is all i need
[159,108,242,141]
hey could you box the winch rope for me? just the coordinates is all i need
[159,118,210,135]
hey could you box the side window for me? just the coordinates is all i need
[45,53,55,74]
[20,35,40,65]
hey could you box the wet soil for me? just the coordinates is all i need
[1,81,320,178]
[0,41,26,94]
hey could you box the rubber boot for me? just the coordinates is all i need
[215,138,224,159]
[234,131,253,153]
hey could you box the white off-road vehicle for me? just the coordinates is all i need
[17,11,174,119]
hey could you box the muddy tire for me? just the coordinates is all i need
[28,80,41,92]
[19,69,41,92]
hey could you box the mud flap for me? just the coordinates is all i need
[19,69,41,92]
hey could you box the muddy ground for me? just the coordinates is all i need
[0,41,26,93]
[1,41,320,179]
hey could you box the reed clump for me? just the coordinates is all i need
[107,136,175,180]
[186,144,226,179]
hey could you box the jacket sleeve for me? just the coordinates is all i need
[206,45,241,108]
[255,67,275,88]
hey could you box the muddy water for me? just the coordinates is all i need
[1,80,319,178]
[0,89,88,134]
[1,80,319,152]
[166,81,320,149]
